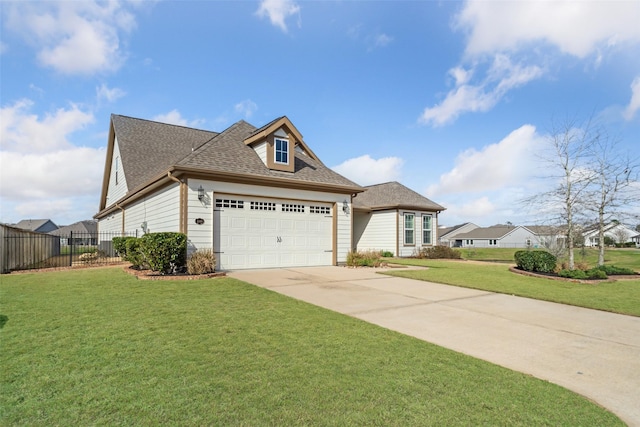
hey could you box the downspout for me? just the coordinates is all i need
[167,171,187,234]
[115,203,125,235]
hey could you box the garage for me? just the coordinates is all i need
[213,194,334,270]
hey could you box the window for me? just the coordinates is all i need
[422,215,432,245]
[489,239,497,246]
[310,206,331,215]
[275,138,289,164]
[282,203,304,213]
[404,213,415,245]
[215,199,244,209]
[466,239,474,245]
[115,156,119,185]
[250,201,276,211]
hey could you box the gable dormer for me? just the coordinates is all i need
[244,116,319,173]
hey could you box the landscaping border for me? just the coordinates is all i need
[124,266,226,281]
[509,266,639,284]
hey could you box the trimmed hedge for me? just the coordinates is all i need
[139,232,187,274]
[558,268,608,280]
[112,236,136,257]
[514,250,557,273]
[595,265,636,276]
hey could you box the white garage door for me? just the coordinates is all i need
[214,195,333,270]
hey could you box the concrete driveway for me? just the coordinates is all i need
[229,265,640,426]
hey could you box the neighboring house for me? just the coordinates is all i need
[49,220,98,246]
[95,114,367,270]
[454,225,538,248]
[14,219,58,233]
[525,225,567,249]
[582,222,637,247]
[632,234,640,248]
[438,223,479,247]
[352,182,445,257]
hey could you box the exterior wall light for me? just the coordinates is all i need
[198,185,205,201]
[342,200,350,214]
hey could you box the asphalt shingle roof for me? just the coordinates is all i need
[353,181,445,211]
[112,115,362,196]
[455,226,522,239]
[112,114,218,193]
[49,220,98,236]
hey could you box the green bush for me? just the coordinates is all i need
[125,238,146,269]
[558,268,608,280]
[187,249,217,275]
[139,232,187,274]
[514,251,557,273]
[417,246,462,259]
[595,265,636,275]
[381,251,394,258]
[112,236,136,257]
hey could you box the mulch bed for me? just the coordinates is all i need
[509,266,639,284]
[124,266,226,281]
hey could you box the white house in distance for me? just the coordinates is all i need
[95,115,445,270]
[582,222,637,247]
[438,223,479,247]
[453,225,539,249]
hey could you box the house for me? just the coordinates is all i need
[582,222,637,247]
[438,222,479,247]
[14,219,58,233]
[453,225,538,248]
[95,115,356,270]
[49,220,98,246]
[632,234,640,248]
[352,181,445,256]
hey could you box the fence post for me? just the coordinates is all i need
[69,230,73,267]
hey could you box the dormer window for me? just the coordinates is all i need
[274,138,289,164]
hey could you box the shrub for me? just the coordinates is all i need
[125,238,146,269]
[346,250,384,267]
[112,236,136,258]
[187,249,217,275]
[514,251,557,273]
[78,252,98,264]
[416,246,462,259]
[139,232,187,274]
[596,265,636,275]
[381,251,394,258]
[558,268,608,280]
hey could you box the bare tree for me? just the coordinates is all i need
[522,117,596,269]
[584,131,639,265]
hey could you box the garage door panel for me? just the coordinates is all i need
[215,195,333,270]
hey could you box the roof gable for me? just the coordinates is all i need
[353,181,445,212]
[15,219,58,232]
[455,225,530,240]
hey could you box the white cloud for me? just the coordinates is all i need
[96,84,126,103]
[234,100,258,119]
[623,76,640,121]
[0,100,105,223]
[1,99,94,153]
[152,110,204,128]
[332,155,403,186]
[369,33,393,51]
[420,55,543,126]
[456,1,640,58]
[5,1,137,75]
[256,0,300,33]
[427,124,542,196]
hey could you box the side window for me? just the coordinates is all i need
[115,156,119,185]
[274,138,289,164]
[422,215,432,245]
[404,213,415,245]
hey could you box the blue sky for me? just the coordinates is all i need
[1,0,639,227]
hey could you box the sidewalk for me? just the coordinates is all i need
[229,266,640,426]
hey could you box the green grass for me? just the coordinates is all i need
[0,268,623,425]
[386,259,640,316]
[459,247,640,270]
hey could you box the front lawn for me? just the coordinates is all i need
[386,259,640,317]
[0,268,623,425]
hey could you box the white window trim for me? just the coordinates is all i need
[274,137,289,165]
[404,213,415,246]
[422,214,432,245]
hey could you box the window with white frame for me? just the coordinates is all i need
[404,213,415,245]
[422,215,432,245]
[489,239,497,246]
[274,138,289,164]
